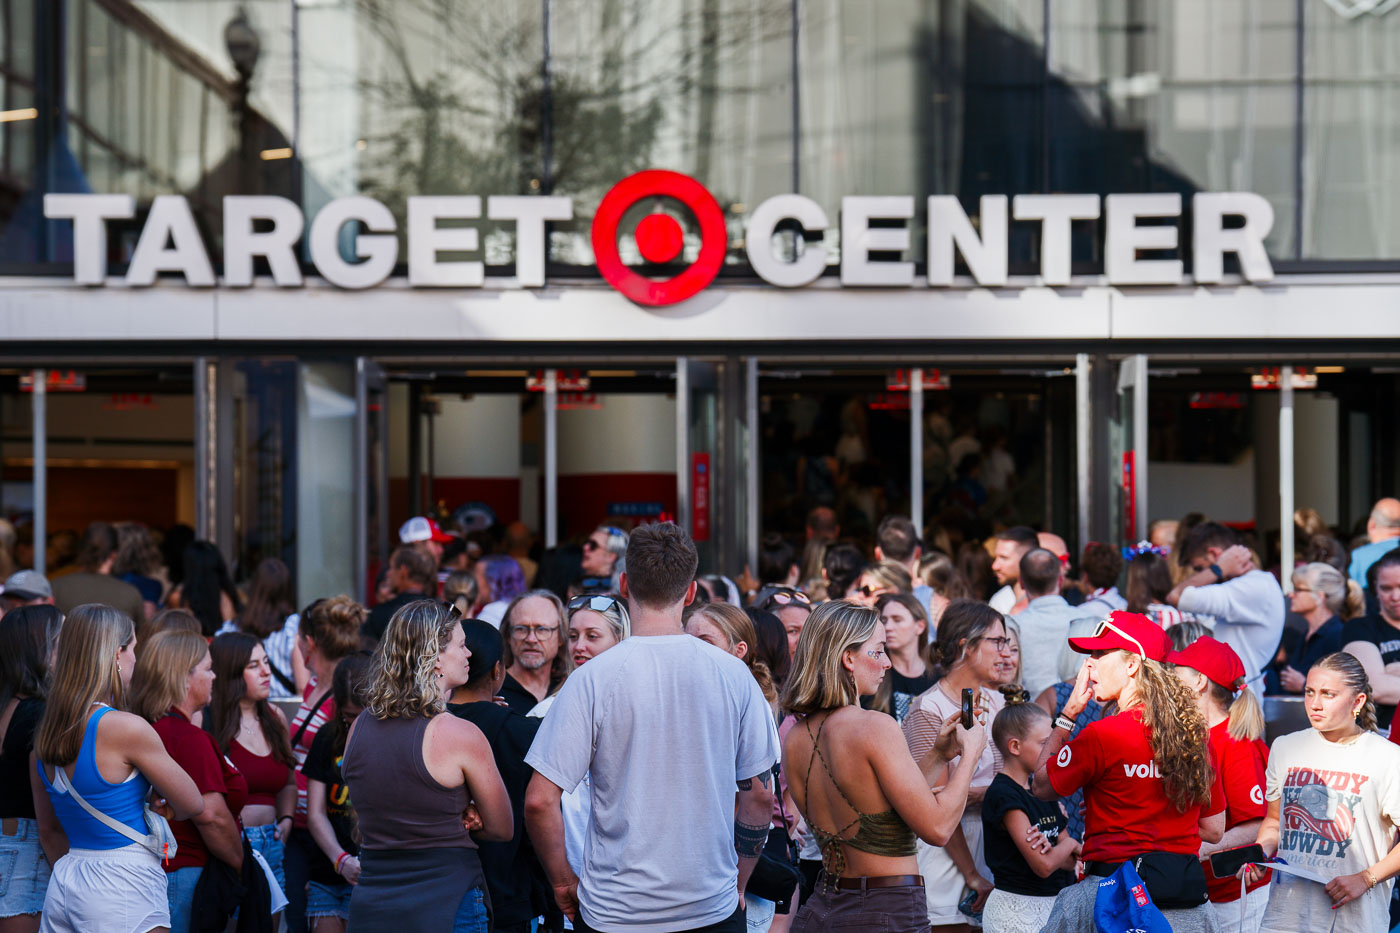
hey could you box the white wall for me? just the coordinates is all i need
[1149,449,1256,525]
[558,394,676,474]
[431,395,521,477]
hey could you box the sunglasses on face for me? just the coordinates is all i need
[858,585,891,598]
[568,595,621,615]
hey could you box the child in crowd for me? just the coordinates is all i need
[302,652,374,933]
[981,701,1079,933]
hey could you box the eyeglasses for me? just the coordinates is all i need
[568,595,621,615]
[508,624,560,641]
[981,635,1013,652]
[1090,617,1147,658]
[757,587,810,610]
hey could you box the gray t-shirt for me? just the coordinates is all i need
[525,634,780,933]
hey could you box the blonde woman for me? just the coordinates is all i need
[1030,611,1224,927]
[1246,653,1400,933]
[129,631,247,933]
[31,606,203,933]
[783,600,986,933]
[684,602,776,705]
[341,600,512,933]
[848,561,912,607]
[1167,635,1270,932]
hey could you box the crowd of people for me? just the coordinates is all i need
[3,498,1400,933]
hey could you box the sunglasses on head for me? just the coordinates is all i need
[758,587,811,610]
[1090,617,1146,658]
[568,595,621,615]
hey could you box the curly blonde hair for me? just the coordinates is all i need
[1122,652,1214,813]
[364,600,458,720]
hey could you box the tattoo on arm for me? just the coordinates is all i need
[735,819,769,858]
[737,769,774,793]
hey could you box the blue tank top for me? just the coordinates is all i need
[38,706,151,849]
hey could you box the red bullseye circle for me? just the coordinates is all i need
[592,170,727,307]
[635,213,684,264]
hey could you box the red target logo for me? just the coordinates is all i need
[591,170,727,307]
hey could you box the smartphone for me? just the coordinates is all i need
[960,688,975,729]
[1208,844,1266,879]
[957,888,983,920]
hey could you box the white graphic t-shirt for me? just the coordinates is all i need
[1260,728,1400,933]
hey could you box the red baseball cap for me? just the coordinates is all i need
[1068,610,1172,662]
[1165,636,1246,692]
[399,516,454,544]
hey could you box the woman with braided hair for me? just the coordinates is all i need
[782,600,985,932]
[1030,610,1226,931]
[1246,652,1400,933]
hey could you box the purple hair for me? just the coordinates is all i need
[483,555,527,603]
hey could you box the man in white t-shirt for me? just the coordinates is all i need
[1166,522,1284,683]
[524,523,780,933]
[989,526,1039,614]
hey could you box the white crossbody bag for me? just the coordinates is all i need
[51,766,178,865]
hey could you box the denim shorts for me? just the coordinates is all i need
[166,865,202,933]
[244,824,286,894]
[0,819,51,918]
[306,880,353,920]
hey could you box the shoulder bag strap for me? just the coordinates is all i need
[51,767,153,850]
[263,641,297,694]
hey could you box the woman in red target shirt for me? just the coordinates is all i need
[1030,611,1224,924]
[1168,636,1270,932]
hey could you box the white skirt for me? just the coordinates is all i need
[982,889,1058,933]
[40,845,169,933]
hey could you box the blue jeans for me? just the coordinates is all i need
[166,865,202,933]
[244,824,286,894]
[451,887,489,933]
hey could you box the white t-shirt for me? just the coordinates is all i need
[1260,729,1400,933]
[989,585,1017,615]
[525,635,780,933]
[1177,570,1284,683]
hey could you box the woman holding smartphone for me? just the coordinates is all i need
[1245,652,1400,933]
[783,600,986,933]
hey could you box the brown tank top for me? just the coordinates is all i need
[342,714,476,851]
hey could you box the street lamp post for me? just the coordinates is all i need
[224,7,261,195]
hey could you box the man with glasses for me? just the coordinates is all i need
[1165,521,1284,684]
[498,589,571,715]
[525,523,779,933]
[581,525,629,593]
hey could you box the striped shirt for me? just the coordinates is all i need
[289,683,336,826]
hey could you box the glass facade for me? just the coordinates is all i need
[2,0,1399,272]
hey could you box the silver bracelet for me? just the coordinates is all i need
[1054,714,1076,732]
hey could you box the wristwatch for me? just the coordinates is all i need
[1208,563,1224,581]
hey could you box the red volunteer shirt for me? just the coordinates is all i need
[152,708,249,871]
[1205,719,1270,902]
[1047,707,1223,863]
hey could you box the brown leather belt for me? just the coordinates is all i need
[826,873,925,890]
[1,818,18,837]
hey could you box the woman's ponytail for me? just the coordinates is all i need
[1312,652,1379,732]
[1344,580,1366,621]
[1225,683,1266,742]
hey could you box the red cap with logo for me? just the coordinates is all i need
[1067,610,1172,662]
[1165,635,1246,692]
[399,516,454,544]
